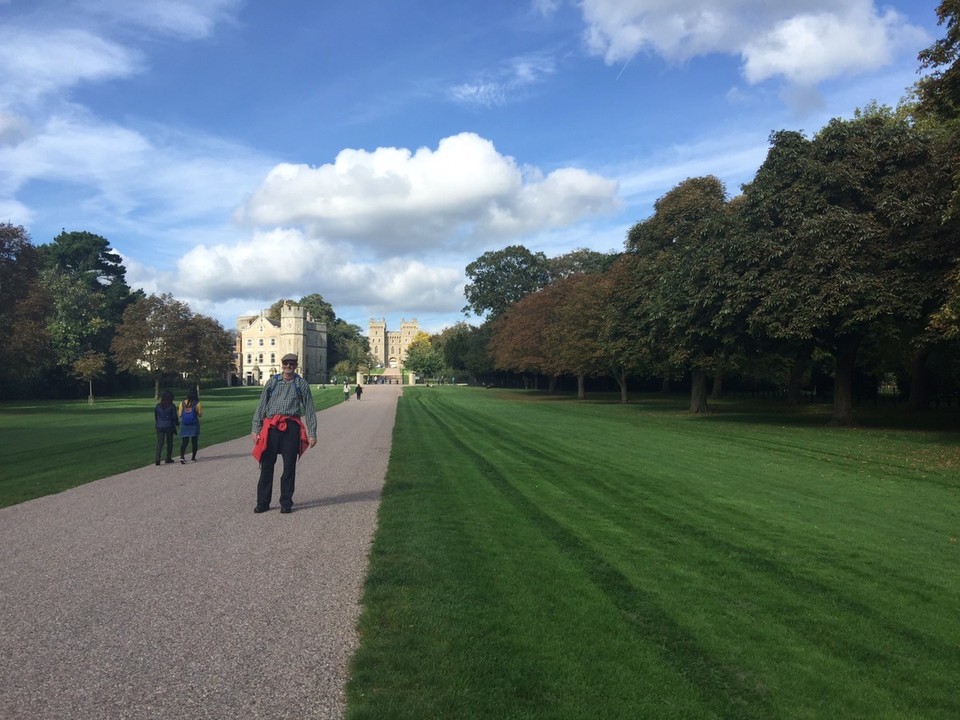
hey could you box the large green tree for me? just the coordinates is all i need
[298,293,336,326]
[438,322,492,384]
[403,332,444,381]
[462,244,550,320]
[914,3,960,377]
[625,176,741,413]
[548,248,615,280]
[328,320,370,372]
[41,230,136,328]
[740,108,960,424]
[38,230,140,394]
[43,270,111,369]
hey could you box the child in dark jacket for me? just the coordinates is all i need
[155,390,179,465]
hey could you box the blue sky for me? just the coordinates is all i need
[0,0,938,335]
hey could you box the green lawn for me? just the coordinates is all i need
[4,384,958,717]
[347,386,960,719]
[0,384,344,507]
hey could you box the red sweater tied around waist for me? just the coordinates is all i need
[252,415,310,463]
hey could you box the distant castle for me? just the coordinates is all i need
[368,318,418,369]
[236,303,328,385]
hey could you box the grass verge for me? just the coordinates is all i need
[347,386,960,719]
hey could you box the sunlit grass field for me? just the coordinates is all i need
[0,384,343,507]
[347,386,960,719]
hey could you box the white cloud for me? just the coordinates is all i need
[579,0,927,87]
[238,132,619,253]
[450,53,557,107]
[167,228,465,318]
[85,0,243,39]
[0,27,142,107]
[533,0,561,17]
[742,6,923,85]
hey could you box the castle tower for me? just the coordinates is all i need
[280,303,307,372]
[398,318,419,365]
[369,318,387,368]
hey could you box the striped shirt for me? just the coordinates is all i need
[251,374,317,438]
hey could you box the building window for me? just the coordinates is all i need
[259,338,264,347]
[258,354,263,363]
[270,338,276,346]
[270,353,275,363]
[246,339,252,347]
[247,354,252,363]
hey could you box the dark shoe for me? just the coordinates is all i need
[280,506,293,514]
[165,458,174,464]
[254,505,270,514]
[155,461,161,466]
[180,458,186,465]
[191,456,197,462]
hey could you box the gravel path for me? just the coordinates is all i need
[0,383,402,720]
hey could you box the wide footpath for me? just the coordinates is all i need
[0,382,403,720]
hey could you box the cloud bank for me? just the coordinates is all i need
[580,0,926,86]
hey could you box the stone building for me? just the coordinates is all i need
[368,318,419,369]
[236,303,327,385]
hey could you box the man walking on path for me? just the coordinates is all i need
[251,353,317,514]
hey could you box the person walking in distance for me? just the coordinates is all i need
[178,388,202,463]
[355,383,363,401]
[343,379,350,401]
[251,354,317,514]
[155,390,179,465]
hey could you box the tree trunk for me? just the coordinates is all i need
[154,377,161,401]
[690,369,709,413]
[829,339,859,426]
[612,366,628,404]
[548,375,558,393]
[710,371,723,400]
[907,347,930,412]
[786,355,808,406]
[660,376,671,393]
[87,379,94,406]
[576,372,585,400]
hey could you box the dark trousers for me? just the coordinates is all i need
[179,436,199,459]
[257,421,300,509]
[155,429,174,462]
